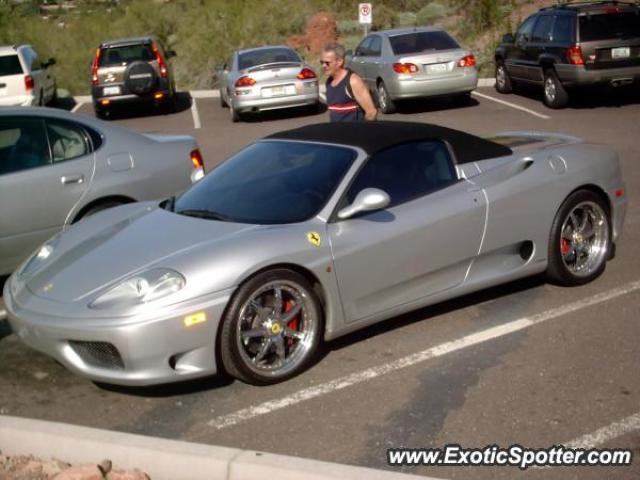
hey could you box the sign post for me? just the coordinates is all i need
[358,3,372,37]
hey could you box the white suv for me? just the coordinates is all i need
[0,44,57,107]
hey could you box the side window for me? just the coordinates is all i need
[531,15,554,43]
[355,37,373,56]
[552,15,574,43]
[0,117,51,175]
[46,120,91,162]
[369,36,382,56]
[30,49,42,70]
[516,15,537,43]
[345,141,458,209]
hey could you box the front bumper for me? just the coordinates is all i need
[4,277,234,386]
[0,94,37,107]
[387,70,478,100]
[556,64,640,87]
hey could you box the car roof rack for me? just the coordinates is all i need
[542,0,637,10]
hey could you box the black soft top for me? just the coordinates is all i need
[266,121,512,164]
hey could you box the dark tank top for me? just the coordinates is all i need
[326,70,363,122]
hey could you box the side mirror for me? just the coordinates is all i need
[502,33,514,43]
[337,188,390,220]
[46,57,57,67]
[166,50,177,59]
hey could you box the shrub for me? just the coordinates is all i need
[416,2,448,26]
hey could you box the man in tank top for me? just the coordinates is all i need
[321,43,377,122]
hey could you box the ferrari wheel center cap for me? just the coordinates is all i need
[270,323,283,335]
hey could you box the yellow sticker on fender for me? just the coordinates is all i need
[306,231,321,247]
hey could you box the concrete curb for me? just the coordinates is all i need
[71,79,497,103]
[0,416,439,480]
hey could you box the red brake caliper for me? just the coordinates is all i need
[284,300,299,346]
[561,238,571,256]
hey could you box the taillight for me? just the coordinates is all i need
[458,54,476,68]
[392,63,419,74]
[91,48,101,85]
[151,42,168,78]
[567,46,584,65]
[190,149,204,169]
[297,68,317,80]
[235,76,256,87]
[24,75,34,92]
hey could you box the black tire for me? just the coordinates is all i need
[219,88,227,108]
[230,104,241,123]
[495,61,512,94]
[94,105,109,120]
[124,61,158,96]
[546,190,611,286]
[220,269,323,385]
[78,200,125,221]
[376,81,396,114]
[543,68,569,109]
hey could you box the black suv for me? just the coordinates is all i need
[495,1,640,108]
[90,36,176,118]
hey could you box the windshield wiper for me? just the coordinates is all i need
[177,209,232,221]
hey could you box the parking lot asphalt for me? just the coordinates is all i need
[1,86,639,479]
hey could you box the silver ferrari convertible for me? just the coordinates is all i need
[4,122,626,386]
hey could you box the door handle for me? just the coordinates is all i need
[61,174,84,185]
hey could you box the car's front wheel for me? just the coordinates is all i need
[220,269,323,385]
[546,190,611,286]
[495,61,512,94]
[543,68,569,109]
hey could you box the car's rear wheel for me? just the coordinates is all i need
[220,269,322,385]
[546,190,611,286]
[495,61,512,94]
[377,81,396,114]
[76,200,127,222]
[230,104,241,122]
[543,68,569,109]
[219,88,227,108]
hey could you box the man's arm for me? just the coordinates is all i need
[349,73,378,121]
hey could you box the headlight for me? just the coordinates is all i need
[19,236,59,277]
[89,268,185,310]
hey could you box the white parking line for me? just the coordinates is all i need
[191,98,202,129]
[71,102,84,113]
[208,280,640,430]
[565,412,640,449]
[472,91,551,120]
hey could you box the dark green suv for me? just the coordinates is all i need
[495,1,640,108]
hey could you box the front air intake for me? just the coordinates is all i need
[69,341,124,370]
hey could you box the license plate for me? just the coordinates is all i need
[427,63,448,74]
[262,85,295,98]
[103,86,121,96]
[611,47,630,59]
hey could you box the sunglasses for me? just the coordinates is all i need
[320,60,333,66]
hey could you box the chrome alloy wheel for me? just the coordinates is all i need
[559,201,609,278]
[544,75,557,103]
[377,83,388,111]
[236,280,317,377]
[496,65,507,89]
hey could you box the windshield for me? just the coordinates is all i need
[99,44,154,67]
[389,31,460,55]
[579,12,640,41]
[174,141,356,224]
[238,48,301,69]
[0,55,23,76]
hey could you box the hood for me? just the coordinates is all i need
[26,206,259,303]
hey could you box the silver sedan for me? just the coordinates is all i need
[218,46,320,122]
[4,122,625,387]
[0,107,204,275]
[347,27,478,113]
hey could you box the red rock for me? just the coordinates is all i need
[53,463,104,480]
[106,468,150,480]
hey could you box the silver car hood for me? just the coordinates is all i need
[26,205,259,303]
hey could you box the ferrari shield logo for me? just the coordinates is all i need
[306,231,321,247]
